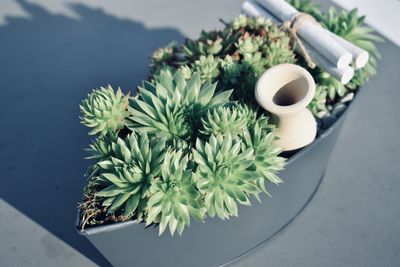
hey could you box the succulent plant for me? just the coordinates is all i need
[264,38,296,68]
[85,132,118,176]
[200,104,249,136]
[94,133,165,219]
[126,69,232,143]
[177,65,192,80]
[240,120,285,192]
[220,55,242,85]
[146,150,204,236]
[193,134,257,219]
[308,84,328,117]
[241,51,264,74]
[150,41,188,75]
[317,71,347,100]
[231,14,248,30]
[236,58,265,104]
[193,55,220,82]
[251,16,273,31]
[80,86,129,136]
[151,41,176,65]
[86,132,118,162]
[231,14,272,36]
[182,30,224,57]
[236,35,263,59]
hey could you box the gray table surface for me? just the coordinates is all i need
[0,0,399,266]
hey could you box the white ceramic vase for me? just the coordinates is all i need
[255,64,317,151]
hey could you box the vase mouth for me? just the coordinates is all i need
[255,64,315,114]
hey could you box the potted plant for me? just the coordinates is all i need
[76,1,381,266]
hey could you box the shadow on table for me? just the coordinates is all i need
[0,0,185,265]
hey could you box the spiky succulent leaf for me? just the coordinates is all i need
[231,15,275,36]
[236,35,263,58]
[80,86,129,135]
[126,69,232,142]
[86,132,118,161]
[151,41,176,65]
[240,120,285,192]
[220,55,242,85]
[146,150,204,236]
[317,71,347,100]
[264,38,296,68]
[177,65,192,80]
[200,104,249,136]
[193,134,258,219]
[182,29,239,60]
[150,41,188,74]
[308,84,328,117]
[231,14,248,30]
[193,55,220,81]
[183,30,223,57]
[85,132,118,177]
[95,133,166,220]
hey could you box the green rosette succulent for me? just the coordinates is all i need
[231,14,248,30]
[316,71,347,100]
[85,132,118,176]
[220,55,242,85]
[236,35,263,59]
[240,119,285,196]
[126,69,232,143]
[182,29,239,60]
[193,134,257,219]
[94,133,165,220]
[308,84,328,117]
[86,132,117,161]
[264,38,296,68]
[193,55,220,81]
[80,85,129,135]
[231,14,273,35]
[146,150,204,236]
[183,30,224,57]
[150,41,187,75]
[200,104,249,136]
[151,42,176,65]
[177,65,192,80]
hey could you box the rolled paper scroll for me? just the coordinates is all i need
[241,1,280,23]
[241,1,354,83]
[322,28,369,69]
[301,40,354,84]
[256,0,352,69]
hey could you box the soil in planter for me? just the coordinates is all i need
[78,179,133,230]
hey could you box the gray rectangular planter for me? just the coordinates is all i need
[76,94,356,267]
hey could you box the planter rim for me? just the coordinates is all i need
[76,91,359,236]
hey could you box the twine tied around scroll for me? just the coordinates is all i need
[281,12,318,68]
